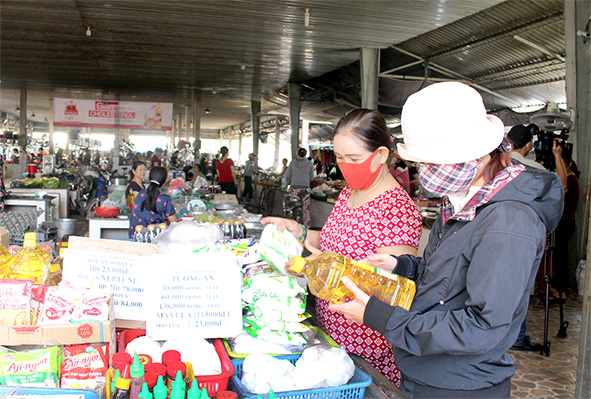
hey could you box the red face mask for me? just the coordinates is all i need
[338,149,382,190]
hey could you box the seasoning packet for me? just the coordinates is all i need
[61,344,108,391]
[0,279,32,326]
[0,345,62,387]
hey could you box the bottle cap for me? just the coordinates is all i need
[268,391,277,399]
[201,387,210,399]
[166,361,186,378]
[153,376,168,399]
[23,232,37,248]
[290,256,306,273]
[161,350,181,365]
[146,362,167,377]
[144,370,158,389]
[170,381,185,399]
[216,391,237,399]
[112,352,132,372]
[138,354,152,370]
[114,364,131,390]
[138,382,153,399]
[186,379,200,399]
[130,353,145,378]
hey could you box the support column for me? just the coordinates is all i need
[49,100,55,154]
[288,82,301,160]
[18,90,28,175]
[192,95,201,162]
[184,106,191,142]
[569,0,591,397]
[219,129,223,147]
[302,120,309,151]
[251,100,261,157]
[112,96,121,168]
[238,130,243,163]
[360,48,380,110]
[274,117,280,169]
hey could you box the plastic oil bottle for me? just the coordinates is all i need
[0,245,13,275]
[4,232,50,284]
[290,251,416,310]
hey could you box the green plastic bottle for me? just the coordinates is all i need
[138,382,153,399]
[153,376,168,399]
[130,354,146,399]
[269,391,277,399]
[170,380,185,399]
[187,379,200,399]
[200,387,210,399]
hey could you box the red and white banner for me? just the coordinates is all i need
[53,98,173,130]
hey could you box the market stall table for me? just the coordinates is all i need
[9,188,69,218]
[4,194,55,228]
[87,216,130,239]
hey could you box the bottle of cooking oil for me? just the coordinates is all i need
[290,251,416,310]
[4,232,51,284]
[0,245,13,270]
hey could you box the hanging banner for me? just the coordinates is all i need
[53,98,173,130]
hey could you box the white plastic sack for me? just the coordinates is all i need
[161,337,222,376]
[125,336,162,364]
[155,221,223,254]
[241,353,296,394]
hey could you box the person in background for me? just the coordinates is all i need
[82,148,91,165]
[215,146,237,194]
[151,148,163,168]
[125,161,147,210]
[329,82,563,398]
[242,153,256,203]
[389,150,410,194]
[285,148,315,227]
[11,148,19,163]
[280,158,288,176]
[170,150,180,168]
[262,109,422,388]
[129,166,176,239]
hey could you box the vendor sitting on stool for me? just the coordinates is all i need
[129,166,177,239]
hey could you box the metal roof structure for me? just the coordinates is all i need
[0,0,567,141]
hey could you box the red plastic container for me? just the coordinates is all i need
[27,163,38,176]
[162,350,182,366]
[117,329,234,395]
[95,206,120,218]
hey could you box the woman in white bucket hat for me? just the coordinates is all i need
[330,82,564,398]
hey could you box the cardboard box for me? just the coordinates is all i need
[0,226,9,248]
[0,297,115,349]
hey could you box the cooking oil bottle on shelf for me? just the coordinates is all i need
[291,251,416,310]
[0,245,13,274]
[4,232,51,284]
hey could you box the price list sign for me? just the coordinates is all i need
[144,253,242,339]
[63,249,145,320]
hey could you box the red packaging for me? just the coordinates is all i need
[111,352,132,374]
[60,344,109,390]
[30,284,47,325]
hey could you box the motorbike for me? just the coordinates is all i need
[283,189,309,224]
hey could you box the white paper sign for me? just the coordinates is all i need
[63,249,145,320]
[53,98,173,130]
[144,253,242,339]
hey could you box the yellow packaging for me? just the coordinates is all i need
[4,233,50,285]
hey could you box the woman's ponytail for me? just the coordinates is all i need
[142,166,167,213]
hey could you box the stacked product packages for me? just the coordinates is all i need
[238,224,313,351]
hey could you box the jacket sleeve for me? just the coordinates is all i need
[365,215,543,356]
[393,254,420,281]
[309,164,315,182]
[285,164,293,182]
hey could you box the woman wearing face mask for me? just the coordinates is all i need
[262,109,422,387]
[329,82,564,398]
[126,160,147,210]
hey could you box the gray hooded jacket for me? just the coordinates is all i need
[364,167,564,392]
[285,158,315,189]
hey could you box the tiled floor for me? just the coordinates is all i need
[510,293,582,398]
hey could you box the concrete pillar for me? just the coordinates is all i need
[184,106,191,142]
[360,48,380,110]
[274,117,280,169]
[112,96,121,168]
[192,96,201,162]
[18,90,27,175]
[48,100,55,154]
[302,120,309,151]
[288,82,302,160]
[251,100,261,157]
[568,0,591,396]
[238,130,243,163]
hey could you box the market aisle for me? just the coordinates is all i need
[510,294,582,398]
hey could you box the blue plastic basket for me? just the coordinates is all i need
[230,354,371,399]
[0,386,101,399]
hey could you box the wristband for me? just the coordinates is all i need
[297,223,308,243]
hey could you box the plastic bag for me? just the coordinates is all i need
[240,354,296,394]
[0,345,62,387]
[258,224,303,274]
[155,221,223,254]
[243,264,306,298]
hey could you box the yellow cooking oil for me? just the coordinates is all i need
[0,245,13,276]
[4,232,50,284]
[291,251,416,310]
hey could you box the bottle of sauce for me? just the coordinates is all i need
[130,354,146,399]
[112,364,131,399]
[291,251,416,310]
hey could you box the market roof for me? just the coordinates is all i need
[0,0,566,140]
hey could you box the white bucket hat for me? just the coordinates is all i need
[397,82,505,164]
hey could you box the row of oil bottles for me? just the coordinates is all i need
[0,232,62,286]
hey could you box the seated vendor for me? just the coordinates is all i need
[126,161,147,209]
[129,166,177,239]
